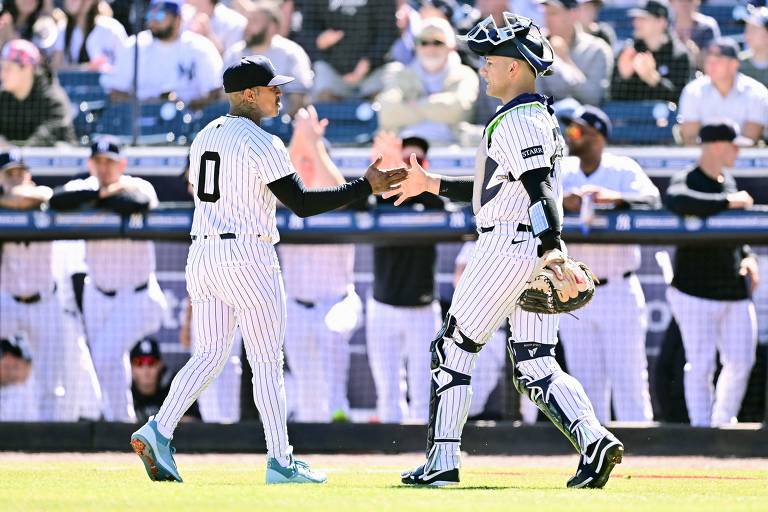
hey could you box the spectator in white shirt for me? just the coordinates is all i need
[101,0,223,109]
[678,38,768,145]
[223,0,311,115]
[51,0,127,72]
[183,0,246,55]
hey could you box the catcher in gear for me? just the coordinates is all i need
[517,249,598,314]
[385,12,623,489]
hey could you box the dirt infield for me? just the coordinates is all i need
[1,452,765,470]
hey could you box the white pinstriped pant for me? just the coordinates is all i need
[666,286,757,427]
[449,226,558,345]
[365,298,441,423]
[155,236,291,460]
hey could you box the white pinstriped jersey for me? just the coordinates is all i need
[188,115,295,243]
[560,154,660,277]
[473,97,564,229]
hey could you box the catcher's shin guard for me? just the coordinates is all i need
[424,314,481,470]
[507,340,606,453]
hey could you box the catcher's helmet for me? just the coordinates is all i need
[459,13,554,77]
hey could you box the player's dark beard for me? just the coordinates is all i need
[246,29,269,48]
[151,25,175,41]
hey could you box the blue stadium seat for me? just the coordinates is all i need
[314,101,378,145]
[91,102,195,144]
[189,101,293,143]
[602,101,676,145]
[57,70,102,89]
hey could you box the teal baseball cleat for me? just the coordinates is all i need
[265,456,327,484]
[130,420,183,482]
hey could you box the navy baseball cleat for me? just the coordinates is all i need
[130,419,183,482]
[401,464,460,487]
[567,433,624,489]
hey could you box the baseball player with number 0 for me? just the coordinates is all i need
[130,55,407,484]
[387,13,623,488]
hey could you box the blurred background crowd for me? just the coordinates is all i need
[0,0,767,147]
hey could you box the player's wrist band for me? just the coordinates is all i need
[528,200,551,237]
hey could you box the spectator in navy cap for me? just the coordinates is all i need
[741,5,768,84]
[0,38,75,146]
[678,37,768,145]
[611,0,694,103]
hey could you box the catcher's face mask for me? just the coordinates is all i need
[459,13,554,77]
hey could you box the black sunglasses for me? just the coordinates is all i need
[417,39,446,47]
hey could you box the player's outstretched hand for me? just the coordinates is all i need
[364,155,407,195]
[382,153,432,206]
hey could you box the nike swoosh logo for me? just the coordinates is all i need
[584,441,603,465]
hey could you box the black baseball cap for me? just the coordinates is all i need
[0,335,32,361]
[130,337,162,361]
[707,38,740,60]
[223,55,294,93]
[629,0,669,19]
[536,0,580,10]
[399,129,430,154]
[90,135,123,160]
[562,105,612,139]
[0,146,28,172]
[699,122,754,146]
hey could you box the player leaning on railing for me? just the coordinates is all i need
[387,13,623,489]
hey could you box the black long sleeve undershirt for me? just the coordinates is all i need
[438,175,473,202]
[267,173,372,218]
[519,167,562,253]
[49,189,151,215]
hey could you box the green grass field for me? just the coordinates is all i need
[1,453,765,512]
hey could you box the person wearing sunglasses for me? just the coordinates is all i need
[558,105,659,426]
[101,0,224,110]
[376,17,479,145]
[130,337,201,424]
[389,13,623,489]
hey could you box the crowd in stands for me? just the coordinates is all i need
[0,0,766,147]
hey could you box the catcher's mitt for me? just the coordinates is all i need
[517,249,598,314]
